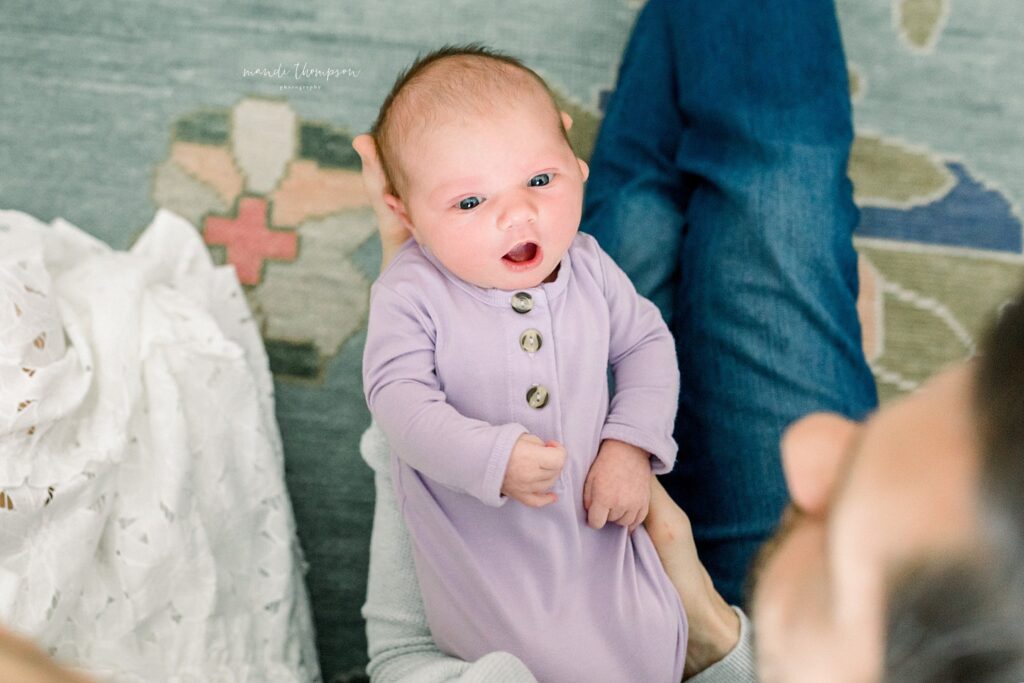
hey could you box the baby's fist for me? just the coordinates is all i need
[502,434,566,508]
[583,439,652,531]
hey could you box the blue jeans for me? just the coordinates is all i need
[582,0,879,606]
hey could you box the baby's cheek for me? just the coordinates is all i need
[554,190,583,226]
[551,206,582,251]
[439,236,498,285]
[448,242,488,271]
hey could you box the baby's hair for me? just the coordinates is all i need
[371,43,570,197]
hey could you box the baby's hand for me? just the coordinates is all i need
[583,439,652,532]
[502,434,567,508]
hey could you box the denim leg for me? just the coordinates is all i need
[583,0,688,323]
[583,0,879,606]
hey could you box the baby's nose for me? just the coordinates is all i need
[498,194,538,231]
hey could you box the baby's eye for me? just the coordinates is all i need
[458,196,482,210]
[529,173,553,187]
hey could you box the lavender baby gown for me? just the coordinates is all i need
[363,232,686,683]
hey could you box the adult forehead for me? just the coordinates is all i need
[830,364,981,577]
[855,364,978,478]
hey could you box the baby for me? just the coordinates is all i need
[362,45,686,682]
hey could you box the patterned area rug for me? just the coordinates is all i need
[1,0,1020,678]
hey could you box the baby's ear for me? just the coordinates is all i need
[383,193,418,238]
[560,111,574,132]
[577,157,590,183]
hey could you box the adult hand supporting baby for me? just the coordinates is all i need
[501,434,567,508]
[352,134,412,271]
[583,438,652,531]
[644,478,741,678]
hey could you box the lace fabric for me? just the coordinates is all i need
[0,209,319,682]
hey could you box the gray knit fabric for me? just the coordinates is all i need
[688,609,757,683]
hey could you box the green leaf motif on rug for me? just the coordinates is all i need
[895,0,950,52]
[849,135,955,208]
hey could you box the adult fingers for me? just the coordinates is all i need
[352,134,380,170]
[351,135,389,195]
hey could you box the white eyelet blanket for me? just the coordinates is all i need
[0,209,320,682]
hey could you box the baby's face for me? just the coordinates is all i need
[386,96,589,290]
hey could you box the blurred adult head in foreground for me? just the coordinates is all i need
[750,292,1024,683]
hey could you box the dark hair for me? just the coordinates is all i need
[974,296,1024,560]
[370,43,567,196]
[884,561,1024,682]
[883,290,1024,681]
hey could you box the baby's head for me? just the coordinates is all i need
[372,44,589,290]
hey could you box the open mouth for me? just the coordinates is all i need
[503,242,540,265]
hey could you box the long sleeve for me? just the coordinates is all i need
[362,237,687,681]
[596,244,680,473]
[360,422,539,683]
[363,282,527,507]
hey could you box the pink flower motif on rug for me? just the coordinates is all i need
[203,197,298,285]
